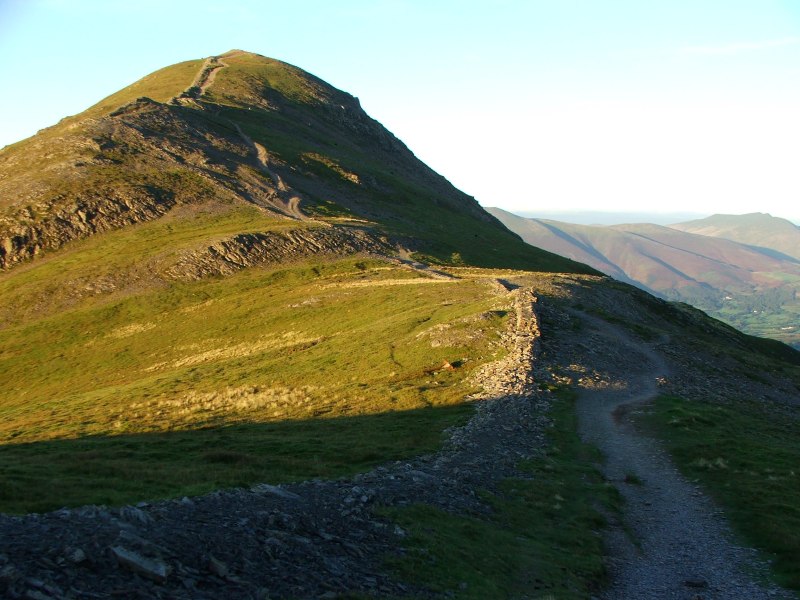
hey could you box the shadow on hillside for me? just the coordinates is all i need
[0,404,473,515]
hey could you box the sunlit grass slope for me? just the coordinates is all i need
[0,206,513,511]
[0,50,595,513]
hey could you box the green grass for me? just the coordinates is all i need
[0,50,596,517]
[0,59,202,162]
[207,51,330,107]
[85,59,204,116]
[643,395,800,589]
[0,225,515,512]
[195,53,597,274]
[0,405,472,514]
[384,389,617,599]
[0,202,309,326]
[0,258,507,441]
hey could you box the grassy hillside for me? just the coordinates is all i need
[0,210,516,511]
[0,51,594,275]
[0,51,599,514]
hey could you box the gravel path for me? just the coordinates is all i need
[572,312,793,600]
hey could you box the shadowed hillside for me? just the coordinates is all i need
[488,207,800,348]
[671,212,800,262]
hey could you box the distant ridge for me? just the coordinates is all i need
[488,207,800,348]
[671,212,800,262]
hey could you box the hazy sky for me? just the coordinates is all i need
[2,0,799,222]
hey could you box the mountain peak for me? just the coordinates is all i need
[0,52,592,275]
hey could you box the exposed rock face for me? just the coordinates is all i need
[167,227,393,280]
[0,99,285,270]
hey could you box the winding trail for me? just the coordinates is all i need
[173,56,228,104]
[172,54,310,222]
[573,313,792,599]
[230,123,308,221]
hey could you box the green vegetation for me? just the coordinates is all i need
[0,59,202,161]
[0,200,516,512]
[0,50,596,518]
[0,202,309,326]
[207,52,329,107]
[0,405,471,514]
[385,389,617,599]
[195,53,596,274]
[84,59,203,117]
[643,395,800,589]
[715,289,800,350]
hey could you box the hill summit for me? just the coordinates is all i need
[0,50,590,275]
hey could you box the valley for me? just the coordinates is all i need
[489,208,800,350]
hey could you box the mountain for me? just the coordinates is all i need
[487,207,800,348]
[671,212,800,262]
[0,50,589,276]
[0,52,799,598]
[0,49,595,503]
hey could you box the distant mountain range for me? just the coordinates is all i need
[672,212,800,262]
[489,209,800,348]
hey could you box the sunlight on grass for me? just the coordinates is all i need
[0,201,310,326]
[0,243,516,511]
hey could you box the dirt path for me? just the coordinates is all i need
[172,56,228,105]
[230,123,309,221]
[177,55,308,222]
[196,57,226,96]
[573,313,792,599]
[172,55,311,222]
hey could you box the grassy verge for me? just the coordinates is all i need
[383,389,617,599]
[643,395,800,589]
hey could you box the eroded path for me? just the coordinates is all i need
[570,312,792,599]
[230,122,309,221]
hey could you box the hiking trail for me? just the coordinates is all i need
[569,312,792,599]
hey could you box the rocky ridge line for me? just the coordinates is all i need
[166,227,393,280]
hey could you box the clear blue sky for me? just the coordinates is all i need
[2,0,799,222]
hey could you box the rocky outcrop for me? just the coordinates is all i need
[0,186,183,269]
[0,98,301,271]
[167,226,394,280]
